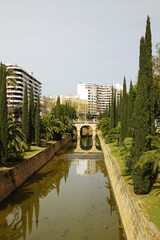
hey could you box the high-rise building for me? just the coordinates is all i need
[77,82,122,118]
[6,64,42,121]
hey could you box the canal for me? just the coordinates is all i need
[0,137,125,240]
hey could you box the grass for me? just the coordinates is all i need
[108,141,160,231]
[0,139,57,172]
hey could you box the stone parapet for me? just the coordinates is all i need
[99,132,160,240]
[0,135,72,203]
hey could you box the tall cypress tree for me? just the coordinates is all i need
[120,77,128,142]
[22,83,29,143]
[0,63,8,163]
[145,16,155,139]
[56,96,61,119]
[110,86,116,129]
[131,37,151,194]
[131,17,155,194]
[108,98,111,118]
[35,95,40,146]
[29,86,35,143]
[128,80,135,136]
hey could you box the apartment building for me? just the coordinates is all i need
[77,82,122,118]
[6,64,42,120]
[56,94,88,119]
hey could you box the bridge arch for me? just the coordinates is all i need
[73,121,97,138]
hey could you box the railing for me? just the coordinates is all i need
[72,119,98,124]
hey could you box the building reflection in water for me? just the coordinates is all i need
[76,159,101,176]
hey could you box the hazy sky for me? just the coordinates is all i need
[0,0,160,96]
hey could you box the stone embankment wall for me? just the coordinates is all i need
[99,133,160,240]
[0,135,72,203]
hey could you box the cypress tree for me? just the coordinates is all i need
[22,83,29,143]
[120,77,128,142]
[108,98,111,118]
[29,86,35,143]
[118,91,123,122]
[65,102,68,116]
[145,16,155,139]
[0,63,8,163]
[110,86,116,129]
[56,96,61,119]
[128,80,135,136]
[131,17,155,194]
[131,37,150,194]
[35,95,40,146]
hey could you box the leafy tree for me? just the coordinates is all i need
[136,135,160,173]
[29,86,35,143]
[35,95,41,146]
[86,112,92,120]
[0,63,8,163]
[105,123,121,146]
[22,83,29,143]
[97,117,110,137]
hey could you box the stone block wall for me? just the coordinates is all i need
[99,133,160,240]
[0,135,72,203]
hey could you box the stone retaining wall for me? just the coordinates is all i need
[99,133,160,240]
[0,135,72,203]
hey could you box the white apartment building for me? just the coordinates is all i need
[6,64,42,120]
[77,82,122,117]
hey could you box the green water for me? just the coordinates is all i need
[0,138,125,240]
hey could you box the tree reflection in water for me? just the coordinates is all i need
[0,157,71,240]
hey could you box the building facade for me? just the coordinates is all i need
[77,82,122,118]
[6,64,42,120]
[56,94,88,119]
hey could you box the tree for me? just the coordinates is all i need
[0,63,8,163]
[35,95,41,146]
[145,16,155,137]
[29,86,35,143]
[8,118,28,159]
[22,83,29,143]
[128,81,135,136]
[131,17,155,194]
[56,96,61,119]
[110,86,116,129]
[120,77,128,143]
[86,112,92,120]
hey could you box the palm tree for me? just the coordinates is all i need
[136,135,160,172]
[8,118,28,159]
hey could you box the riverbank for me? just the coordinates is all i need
[0,135,72,203]
[99,132,160,240]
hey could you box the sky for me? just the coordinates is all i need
[0,0,160,96]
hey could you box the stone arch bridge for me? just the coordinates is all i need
[73,120,97,138]
[72,120,99,152]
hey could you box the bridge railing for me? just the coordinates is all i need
[72,119,98,124]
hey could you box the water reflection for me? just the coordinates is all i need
[0,139,126,240]
[75,135,101,153]
[76,160,101,176]
[0,158,71,240]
